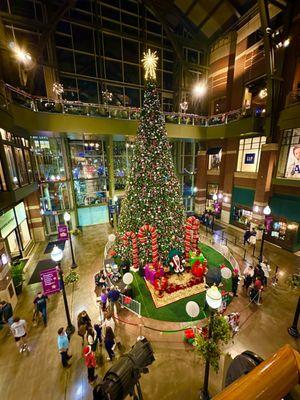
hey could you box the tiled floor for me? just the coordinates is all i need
[0,224,299,400]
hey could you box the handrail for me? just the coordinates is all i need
[3,82,263,127]
[213,344,300,400]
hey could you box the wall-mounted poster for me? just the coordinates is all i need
[285,144,300,178]
[244,153,256,164]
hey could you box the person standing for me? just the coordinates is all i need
[261,260,271,286]
[11,317,29,352]
[231,269,239,297]
[0,300,13,327]
[86,326,98,353]
[243,265,254,294]
[83,345,97,383]
[243,229,251,245]
[107,286,120,317]
[102,312,115,334]
[33,292,48,326]
[104,326,115,361]
[57,327,72,368]
[77,310,92,345]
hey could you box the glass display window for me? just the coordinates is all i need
[14,147,29,186]
[24,149,33,182]
[40,182,70,212]
[237,136,266,173]
[4,144,19,189]
[32,137,66,181]
[232,205,253,227]
[19,219,31,249]
[277,129,300,179]
[70,141,106,180]
[74,178,107,206]
[0,160,7,191]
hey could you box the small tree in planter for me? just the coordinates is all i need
[194,314,232,372]
[11,260,27,295]
[64,269,80,286]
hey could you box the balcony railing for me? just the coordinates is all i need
[286,89,300,107]
[4,83,262,127]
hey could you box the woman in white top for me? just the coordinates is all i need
[260,261,271,285]
[11,317,29,352]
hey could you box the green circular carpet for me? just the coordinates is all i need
[131,243,233,322]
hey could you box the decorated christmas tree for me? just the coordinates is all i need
[115,50,185,264]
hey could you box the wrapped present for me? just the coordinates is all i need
[191,260,205,278]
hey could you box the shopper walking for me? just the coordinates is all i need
[102,312,115,334]
[104,326,116,361]
[86,326,98,352]
[231,269,239,297]
[11,317,29,352]
[57,327,72,368]
[83,345,97,383]
[0,300,13,328]
[260,260,271,286]
[107,286,120,317]
[243,265,254,294]
[33,292,48,326]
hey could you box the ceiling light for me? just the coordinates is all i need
[192,82,207,97]
[283,38,290,48]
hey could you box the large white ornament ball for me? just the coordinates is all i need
[221,267,232,280]
[108,234,116,242]
[186,301,200,318]
[123,272,134,285]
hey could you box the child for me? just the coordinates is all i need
[83,345,97,383]
[104,326,115,361]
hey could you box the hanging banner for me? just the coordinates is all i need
[40,268,60,295]
[57,224,68,241]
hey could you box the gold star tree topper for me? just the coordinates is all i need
[141,49,159,80]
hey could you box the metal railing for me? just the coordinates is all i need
[3,82,262,127]
[119,293,141,316]
[286,89,300,107]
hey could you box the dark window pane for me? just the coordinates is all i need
[60,77,78,101]
[147,21,161,35]
[146,33,161,45]
[57,20,71,34]
[101,5,120,21]
[121,12,138,27]
[78,80,98,103]
[163,72,172,90]
[55,33,72,48]
[123,39,139,63]
[102,19,121,32]
[187,49,198,64]
[0,0,8,12]
[57,49,75,73]
[75,53,96,76]
[75,0,92,11]
[164,49,174,61]
[125,87,140,107]
[124,64,139,84]
[10,0,35,18]
[121,0,138,13]
[70,9,92,22]
[101,0,120,7]
[104,34,121,59]
[163,60,173,72]
[122,25,139,37]
[72,25,94,53]
[105,60,123,81]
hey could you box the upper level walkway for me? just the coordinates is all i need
[1,83,264,139]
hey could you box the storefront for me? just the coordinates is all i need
[230,187,255,229]
[0,202,32,260]
[206,184,222,217]
[232,205,253,228]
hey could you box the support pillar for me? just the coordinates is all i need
[107,135,117,230]
[25,191,46,242]
[194,151,208,215]
[252,143,278,225]
[220,139,239,224]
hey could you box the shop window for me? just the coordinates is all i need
[24,149,33,182]
[74,178,107,206]
[237,136,266,173]
[14,148,28,186]
[4,145,19,189]
[40,182,70,212]
[32,137,66,181]
[0,160,7,191]
[19,219,31,249]
[232,205,253,228]
[277,129,300,179]
[206,183,219,210]
[70,141,106,180]
[207,148,222,170]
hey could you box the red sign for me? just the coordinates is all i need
[58,224,68,241]
[40,268,60,295]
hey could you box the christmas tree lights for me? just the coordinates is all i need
[115,51,185,264]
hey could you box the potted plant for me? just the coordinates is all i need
[11,260,26,295]
[64,269,80,286]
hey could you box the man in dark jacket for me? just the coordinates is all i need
[33,292,48,326]
[0,300,13,325]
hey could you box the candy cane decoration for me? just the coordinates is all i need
[185,216,200,258]
[138,224,159,264]
[122,231,139,269]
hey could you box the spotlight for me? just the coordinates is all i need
[192,82,207,98]
[259,88,267,99]
[283,38,290,48]
[93,337,155,400]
